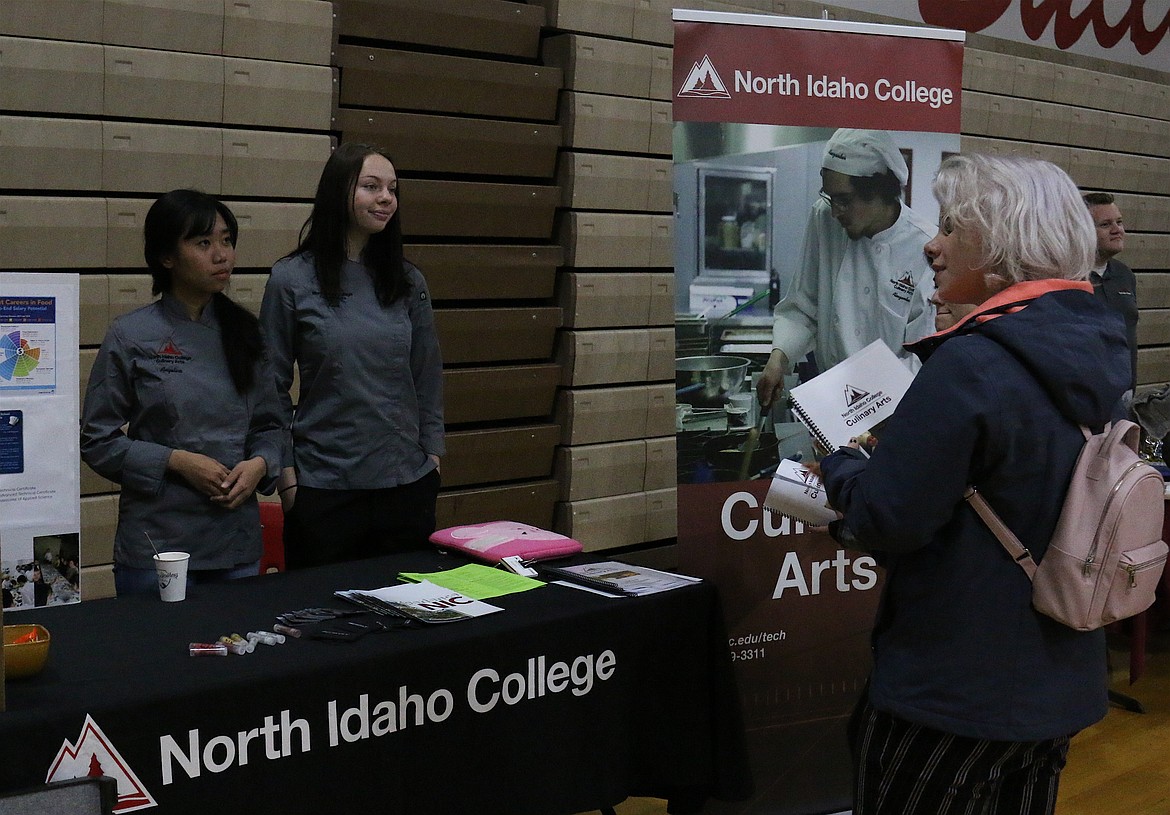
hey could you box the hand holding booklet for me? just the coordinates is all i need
[763,458,838,526]
[789,339,914,452]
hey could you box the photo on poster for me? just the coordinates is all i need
[1,528,82,610]
[674,122,959,485]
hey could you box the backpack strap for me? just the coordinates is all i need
[963,486,1038,579]
[963,420,1109,579]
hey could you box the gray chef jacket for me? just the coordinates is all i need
[80,294,283,570]
[259,254,444,489]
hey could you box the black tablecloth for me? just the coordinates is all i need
[1,552,751,814]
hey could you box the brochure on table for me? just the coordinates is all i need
[336,581,503,623]
[398,563,543,599]
[540,561,701,597]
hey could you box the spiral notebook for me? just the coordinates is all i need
[763,459,838,525]
[789,340,914,451]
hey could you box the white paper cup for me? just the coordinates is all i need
[154,552,191,602]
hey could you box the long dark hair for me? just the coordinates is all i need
[291,142,409,307]
[144,189,263,395]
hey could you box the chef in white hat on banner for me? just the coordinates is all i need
[757,128,936,409]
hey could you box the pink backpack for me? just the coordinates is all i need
[966,420,1168,632]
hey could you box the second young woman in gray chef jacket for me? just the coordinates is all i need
[260,143,444,567]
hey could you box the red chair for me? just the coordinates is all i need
[258,502,286,574]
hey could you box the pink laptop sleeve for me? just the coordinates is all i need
[429,521,583,563]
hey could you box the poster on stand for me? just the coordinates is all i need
[672,11,963,814]
[1,274,81,611]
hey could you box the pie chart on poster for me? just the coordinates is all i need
[0,330,41,380]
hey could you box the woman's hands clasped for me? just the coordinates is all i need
[213,457,268,509]
[168,450,267,509]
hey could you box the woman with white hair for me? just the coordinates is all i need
[818,154,1129,814]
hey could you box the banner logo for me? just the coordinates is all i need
[678,55,731,98]
[47,715,156,812]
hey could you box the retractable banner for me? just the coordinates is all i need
[0,274,82,613]
[672,12,963,814]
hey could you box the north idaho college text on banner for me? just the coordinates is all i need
[674,12,963,133]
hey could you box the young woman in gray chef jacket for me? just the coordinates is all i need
[81,190,283,595]
[260,143,444,568]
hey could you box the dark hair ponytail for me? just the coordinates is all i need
[212,294,263,394]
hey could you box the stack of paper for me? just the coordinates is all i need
[335,580,503,624]
[399,564,542,599]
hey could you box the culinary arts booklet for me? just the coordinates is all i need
[335,580,503,623]
[762,458,838,526]
[789,339,914,451]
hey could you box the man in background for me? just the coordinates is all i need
[1084,192,1138,392]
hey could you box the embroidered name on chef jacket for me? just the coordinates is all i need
[156,339,192,374]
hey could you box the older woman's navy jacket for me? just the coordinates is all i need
[820,280,1130,741]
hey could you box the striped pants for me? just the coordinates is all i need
[849,699,1070,815]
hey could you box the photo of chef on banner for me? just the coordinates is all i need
[674,124,957,484]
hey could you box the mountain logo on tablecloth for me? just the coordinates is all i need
[46,714,156,812]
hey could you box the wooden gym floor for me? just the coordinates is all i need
[578,625,1170,815]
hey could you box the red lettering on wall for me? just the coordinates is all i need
[1125,3,1170,55]
[919,0,1011,32]
[917,0,1170,55]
